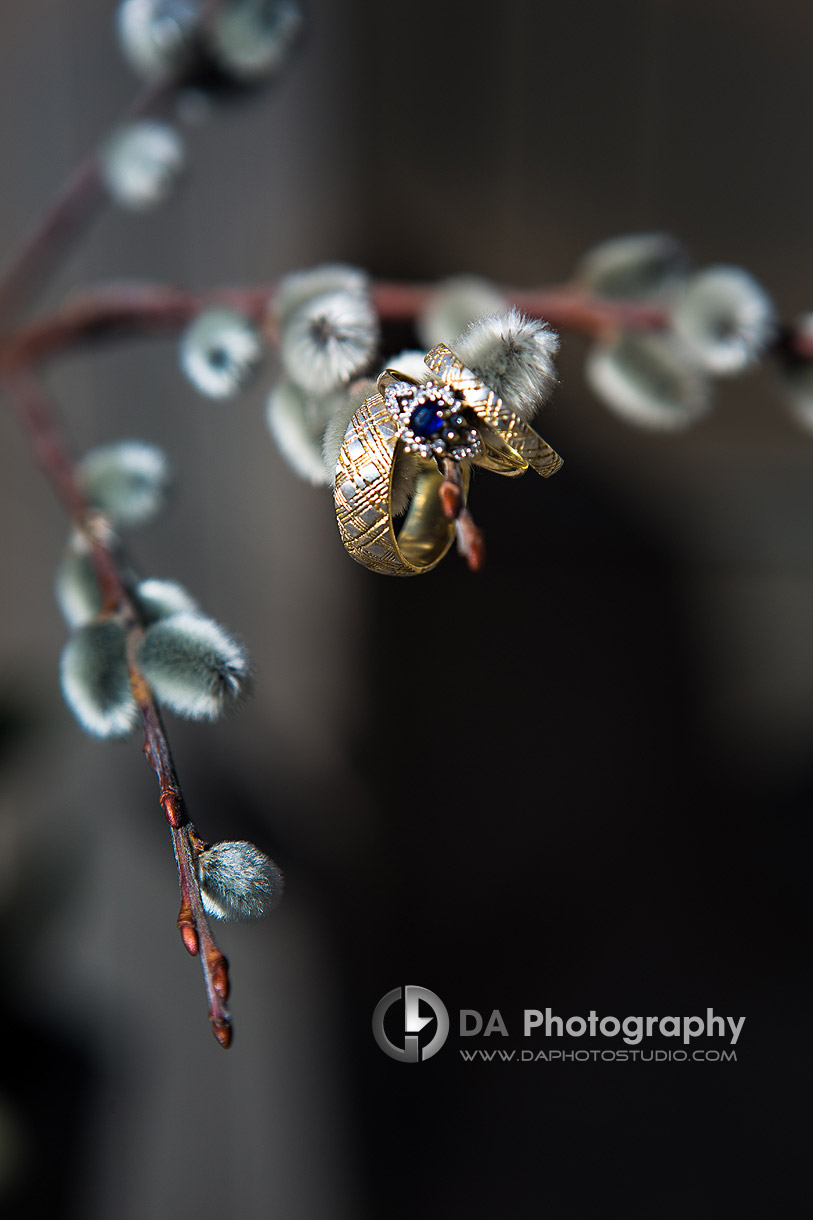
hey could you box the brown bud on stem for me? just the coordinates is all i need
[439,479,462,520]
[210,954,231,1003]
[177,895,199,956]
[211,1015,233,1049]
[456,511,486,573]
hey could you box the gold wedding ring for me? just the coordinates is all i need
[333,388,469,576]
[424,343,563,479]
[333,344,562,576]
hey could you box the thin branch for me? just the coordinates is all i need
[0,367,233,1047]
[3,277,811,374]
[441,457,486,573]
[1,279,666,370]
[126,635,231,1044]
[2,368,87,519]
[371,280,670,336]
[0,74,181,328]
[0,0,234,327]
[173,825,232,1045]
[0,282,273,371]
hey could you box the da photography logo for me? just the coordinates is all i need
[373,986,450,1062]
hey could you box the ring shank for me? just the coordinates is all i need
[333,346,562,576]
[334,391,465,576]
[424,343,563,478]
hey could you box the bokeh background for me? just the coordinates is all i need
[0,1,809,1216]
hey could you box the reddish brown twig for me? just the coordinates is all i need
[2,368,88,519]
[441,457,486,573]
[370,280,669,338]
[127,638,232,1045]
[0,74,184,328]
[0,367,233,1047]
[455,511,486,573]
[0,0,234,328]
[1,279,662,370]
[3,276,812,374]
[0,282,274,371]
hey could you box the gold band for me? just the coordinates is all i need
[424,343,563,478]
[333,345,562,576]
[333,389,469,576]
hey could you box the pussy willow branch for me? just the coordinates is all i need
[0,283,273,370]
[2,277,806,576]
[440,458,485,573]
[0,367,232,1047]
[0,280,668,370]
[372,282,669,336]
[127,644,232,1047]
[2,280,810,374]
[0,79,180,328]
[0,0,231,328]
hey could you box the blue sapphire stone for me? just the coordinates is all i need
[410,402,445,438]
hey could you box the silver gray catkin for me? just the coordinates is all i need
[197,841,285,921]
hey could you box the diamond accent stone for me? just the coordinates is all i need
[383,379,481,462]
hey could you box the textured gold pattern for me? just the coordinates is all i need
[334,345,563,576]
[424,343,564,478]
[333,391,461,576]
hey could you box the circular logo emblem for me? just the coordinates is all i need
[372,986,450,1062]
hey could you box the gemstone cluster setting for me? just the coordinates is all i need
[382,379,481,462]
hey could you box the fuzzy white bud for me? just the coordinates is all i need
[450,308,559,422]
[60,620,138,739]
[197,840,284,921]
[179,307,263,399]
[134,579,198,624]
[55,540,103,628]
[266,381,350,485]
[417,276,508,349]
[379,350,432,385]
[101,120,185,211]
[390,450,424,519]
[671,266,776,375]
[320,380,378,485]
[137,611,250,721]
[274,264,370,323]
[576,233,689,300]
[77,441,171,528]
[208,0,303,84]
[585,332,710,430]
[280,289,379,394]
[116,0,201,80]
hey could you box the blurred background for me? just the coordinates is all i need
[0,1,809,1216]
